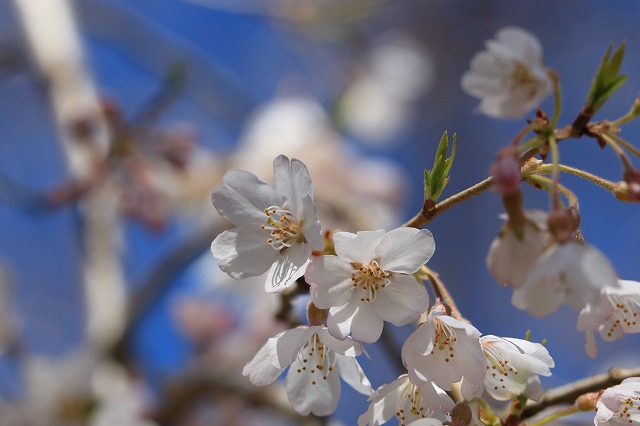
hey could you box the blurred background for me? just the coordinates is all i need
[0,0,639,424]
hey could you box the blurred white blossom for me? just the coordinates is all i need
[512,242,619,317]
[461,27,552,119]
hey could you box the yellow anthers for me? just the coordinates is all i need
[350,259,391,303]
[262,205,303,250]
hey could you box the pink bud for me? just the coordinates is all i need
[491,147,522,196]
[623,167,640,202]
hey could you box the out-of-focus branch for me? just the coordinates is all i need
[110,218,226,362]
[522,366,640,420]
[74,0,255,131]
[153,358,324,425]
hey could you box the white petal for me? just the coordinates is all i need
[406,419,444,426]
[334,230,386,264]
[416,380,456,414]
[328,300,385,344]
[270,327,318,369]
[327,300,359,341]
[265,244,312,293]
[273,155,313,218]
[300,194,324,251]
[211,226,279,279]
[349,303,385,344]
[374,274,429,326]
[335,354,373,395]
[242,338,284,386]
[317,328,364,357]
[493,27,543,64]
[306,256,355,308]
[212,168,279,224]
[377,228,435,273]
[285,354,341,416]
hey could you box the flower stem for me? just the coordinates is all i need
[403,176,494,228]
[473,398,500,426]
[604,131,640,160]
[601,133,635,170]
[524,174,579,209]
[549,136,561,210]
[528,405,580,426]
[531,163,617,192]
[422,266,464,322]
[548,69,562,129]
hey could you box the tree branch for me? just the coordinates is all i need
[522,366,640,419]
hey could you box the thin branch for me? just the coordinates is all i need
[521,366,640,420]
[402,176,495,229]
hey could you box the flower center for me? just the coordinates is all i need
[604,294,640,338]
[262,206,303,250]
[507,61,543,98]
[617,394,640,423]
[431,320,458,363]
[294,334,336,385]
[350,260,390,302]
[396,382,431,426]
[483,344,517,392]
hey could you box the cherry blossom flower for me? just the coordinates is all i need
[357,375,454,426]
[480,335,554,401]
[512,242,619,317]
[461,27,552,119]
[401,306,486,401]
[578,280,640,358]
[242,326,372,416]
[595,378,640,425]
[486,210,550,289]
[306,228,434,343]
[211,155,323,293]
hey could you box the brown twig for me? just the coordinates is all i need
[402,176,495,229]
[521,366,640,420]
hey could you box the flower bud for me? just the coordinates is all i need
[576,391,600,411]
[307,301,328,326]
[491,147,522,196]
[547,208,575,243]
[451,402,473,426]
[622,167,640,201]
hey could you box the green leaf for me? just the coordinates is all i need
[586,42,627,113]
[424,131,456,202]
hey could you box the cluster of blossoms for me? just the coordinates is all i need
[210,155,557,422]
[209,25,640,426]
[463,27,640,359]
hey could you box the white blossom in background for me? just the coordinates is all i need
[402,306,486,401]
[486,210,550,288]
[357,375,454,426]
[461,27,553,119]
[595,378,640,425]
[90,361,158,426]
[512,242,619,318]
[243,326,372,416]
[339,33,434,144]
[480,335,554,401]
[578,280,640,358]
[307,228,433,343]
[211,155,323,293]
